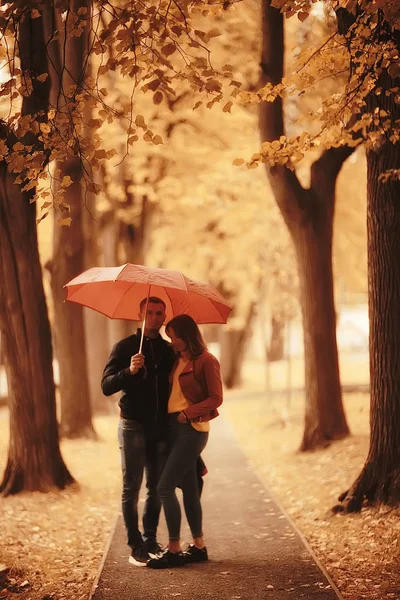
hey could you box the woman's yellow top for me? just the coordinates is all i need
[168,357,209,433]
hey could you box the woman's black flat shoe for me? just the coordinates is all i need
[182,544,208,563]
[147,549,185,569]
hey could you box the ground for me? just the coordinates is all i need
[0,358,399,600]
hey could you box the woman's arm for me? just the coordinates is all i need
[183,354,223,421]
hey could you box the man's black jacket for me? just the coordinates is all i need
[101,330,176,427]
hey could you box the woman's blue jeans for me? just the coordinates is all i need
[157,416,208,541]
[118,419,168,549]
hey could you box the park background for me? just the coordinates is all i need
[1,1,400,599]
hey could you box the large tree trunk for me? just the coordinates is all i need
[0,8,74,495]
[49,1,96,438]
[260,0,350,450]
[334,69,400,511]
[291,194,348,450]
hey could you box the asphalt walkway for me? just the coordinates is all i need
[90,417,342,600]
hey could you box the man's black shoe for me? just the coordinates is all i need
[145,539,165,558]
[146,549,185,569]
[129,545,150,567]
[182,545,208,563]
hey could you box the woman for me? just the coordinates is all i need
[147,314,223,569]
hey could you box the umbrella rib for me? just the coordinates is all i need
[163,287,179,320]
[214,301,229,320]
[111,282,139,319]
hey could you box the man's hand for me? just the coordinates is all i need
[129,353,145,375]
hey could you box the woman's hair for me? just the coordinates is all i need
[165,314,207,359]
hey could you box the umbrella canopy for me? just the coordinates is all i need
[64,264,232,325]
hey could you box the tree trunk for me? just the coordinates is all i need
[0,8,74,494]
[82,108,112,416]
[51,157,96,438]
[334,71,400,511]
[292,204,348,450]
[101,211,132,345]
[83,207,112,415]
[220,300,257,389]
[260,0,350,450]
[266,316,284,362]
[0,181,74,495]
[49,1,96,439]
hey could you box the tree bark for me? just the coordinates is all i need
[83,190,113,415]
[101,212,132,345]
[260,0,351,449]
[0,8,74,494]
[49,1,96,438]
[334,67,400,511]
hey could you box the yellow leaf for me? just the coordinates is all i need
[205,79,222,93]
[36,212,49,224]
[207,28,221,38]
[37,73,48,83]
[232,158,244,166]
[57,217,72,227]
[88,118,102,128]
[61,175,73,188]
[143,131,153,142]
[40,122,51,133]
[152,135,163,145]
[135,115,146,129]
[298,11,309,22]
[99,88,108,96]
[223,101,233,113]
[31,8,41,18]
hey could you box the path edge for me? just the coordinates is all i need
[88,514,120,600]
[248,457,345,600]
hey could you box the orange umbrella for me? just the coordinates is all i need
[64,264,232,351]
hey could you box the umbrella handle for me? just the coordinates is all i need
[138,286,151,354]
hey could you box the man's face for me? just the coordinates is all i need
[140,301,166,335]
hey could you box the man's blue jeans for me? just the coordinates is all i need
[118,419,168,549]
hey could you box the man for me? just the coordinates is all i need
[101,297,176,567]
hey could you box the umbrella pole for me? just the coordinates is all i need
[139,286,151,354]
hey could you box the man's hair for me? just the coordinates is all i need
[165,314,207,359]
[139,296,166,312]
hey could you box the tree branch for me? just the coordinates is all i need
[259,0,305,224]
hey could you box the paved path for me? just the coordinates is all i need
[90,418,342,600]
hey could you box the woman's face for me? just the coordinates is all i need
[167,327,187,353]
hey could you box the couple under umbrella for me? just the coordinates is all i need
[65,264,231,568]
